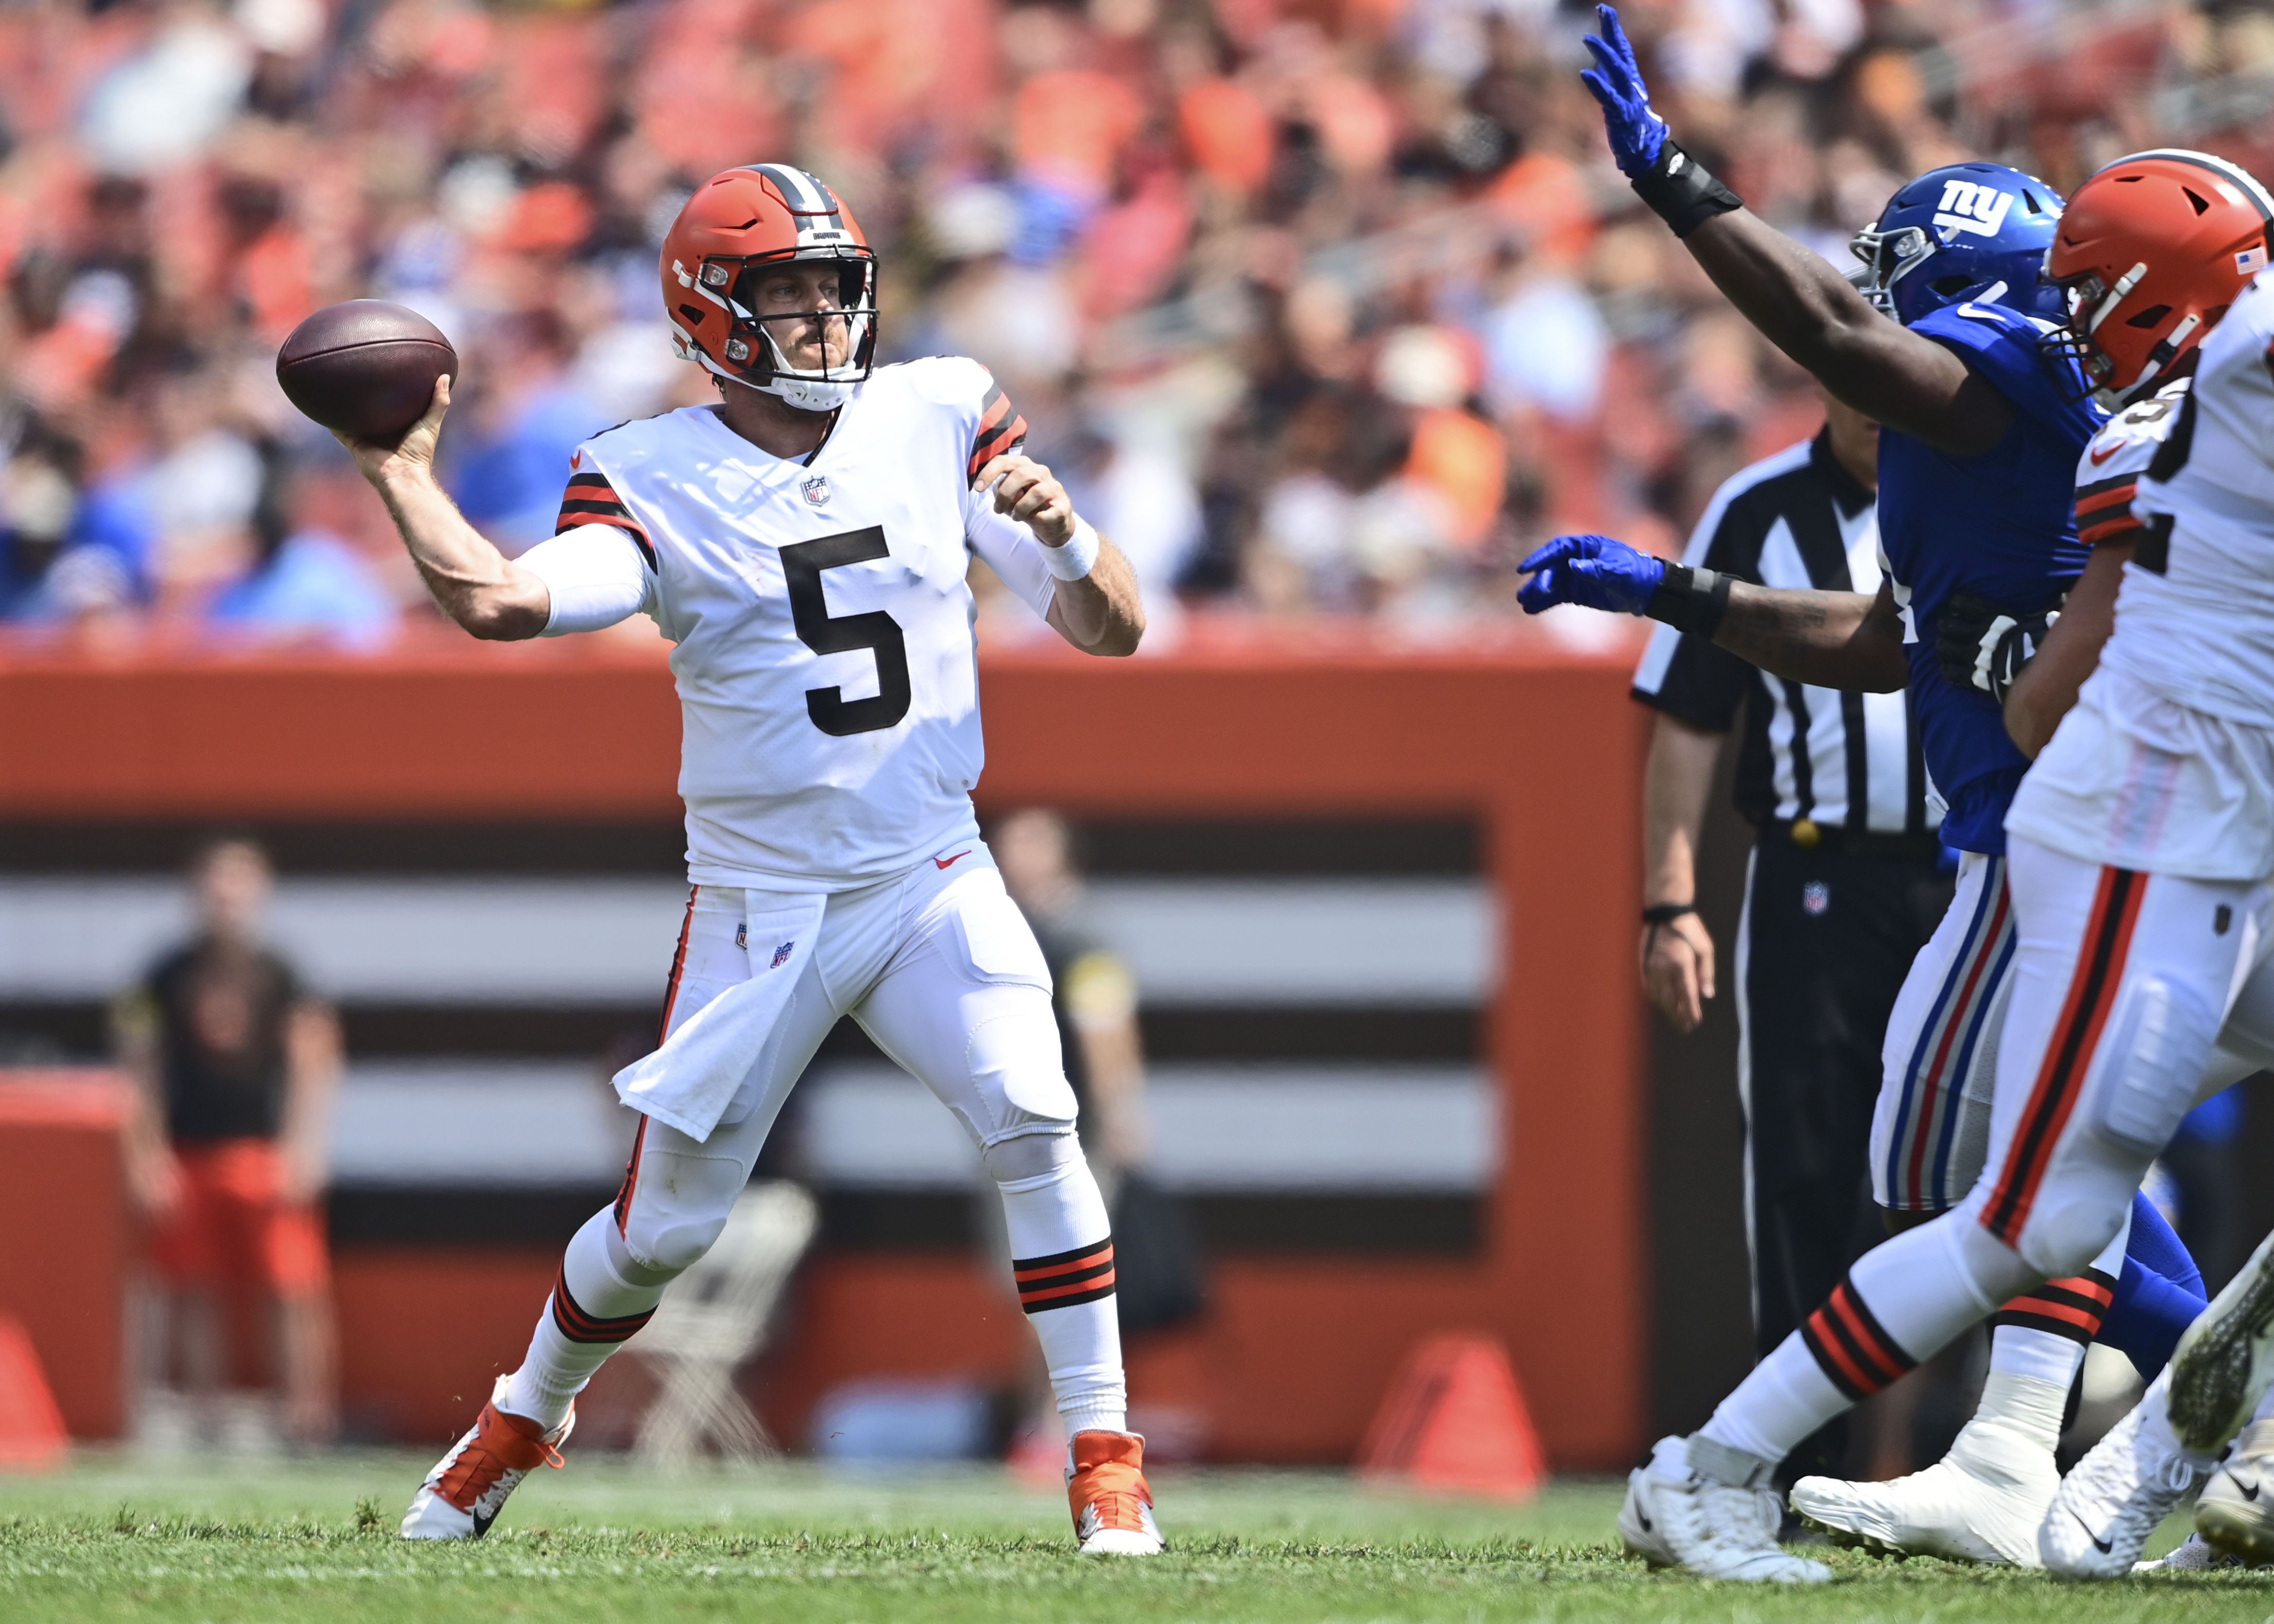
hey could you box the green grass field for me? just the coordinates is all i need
[0,1451,2262,1622]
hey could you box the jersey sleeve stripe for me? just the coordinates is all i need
[554,495,658,572]
[2074,486,2138,519]
[2079,513,2145,546]
[968,412,1029,482]
[2074,473,2137,504]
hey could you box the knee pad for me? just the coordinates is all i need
[619,1148,749,1276]
[982,1126,1081,1186]
[2091,972,2222,1157]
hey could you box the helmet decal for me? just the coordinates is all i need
[1849,162,2065,331]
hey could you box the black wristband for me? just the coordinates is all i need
[1645,563,1734,637]
[1631,137,1744,238]
[1642,903,1698,927]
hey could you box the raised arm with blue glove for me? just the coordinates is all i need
[1519,530,1910,690]
[1578,5,1743,237]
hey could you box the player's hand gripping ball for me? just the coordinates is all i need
[1580,5,1668,179]
[275,300,458,444]
[1517,533,1665,616]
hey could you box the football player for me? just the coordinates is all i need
[2023,238,2274,1581]
[1519,7,2260,1580]
[333,165,1162,1555]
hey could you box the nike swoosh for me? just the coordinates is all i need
[2241,1478,2261,1501]
[2074,1509,2113,1554]
[1638,1510,1653,1531]
[934,850,971,869]
[2090,440,2123,466]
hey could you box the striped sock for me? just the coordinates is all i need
[998,1156,1127,1438]
[1988,1271,2115,1393]
[502,1208,666,1429]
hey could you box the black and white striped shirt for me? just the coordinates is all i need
[1631,432,1935,837]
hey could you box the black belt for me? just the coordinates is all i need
[1762,818,1944,863]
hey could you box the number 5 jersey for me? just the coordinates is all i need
[517,355,1061,887]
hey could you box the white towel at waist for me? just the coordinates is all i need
[611,890,827,1141]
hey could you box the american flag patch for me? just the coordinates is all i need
[771,940,796,969]
[2240,246,2268,276]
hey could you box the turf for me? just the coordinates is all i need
[0,1452,2264,1622]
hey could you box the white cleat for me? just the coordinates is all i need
[1790,1412,2058,1566]
[1618,1436,1829,1583]
[2192,1419,2274,1566]
[2169,1229,2274,1456]
[400,1375,573,1541]
[2134,1531,2240,1572]
[2040,1373,2210,1579]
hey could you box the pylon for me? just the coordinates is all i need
[0,1317,66,1470]
[1356,1333,1545,1501]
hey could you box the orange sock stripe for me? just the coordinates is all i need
[549,1266,655,1345]
[1983,869,2145,1246]
[1012,1240,1113,1281]
[1020,1274,1117,1313]
[1801,1279,1916,1400]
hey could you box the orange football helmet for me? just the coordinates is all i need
[2046,149,2274,396]
[661,164,877,410]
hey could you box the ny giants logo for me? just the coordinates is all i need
[1934,179,2014,239]
[771,940,796,969]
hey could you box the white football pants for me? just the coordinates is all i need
[503,845,1125,1435]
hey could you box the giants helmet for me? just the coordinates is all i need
[2044,149,2274,396]
[662,164,877,411]
[1850,162,2066,328]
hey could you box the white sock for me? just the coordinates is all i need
[502,1209,669,1429]
[1986,1323,2088,1393]
[1967,1366,2072,1454]
[1700,1331,1850,1467]
[995,1144,1127,1438]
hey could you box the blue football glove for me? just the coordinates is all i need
[1517,533,1666,616]
[1580,5,1668,180]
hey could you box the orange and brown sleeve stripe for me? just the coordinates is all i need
[967,379,1029,485]
[1800,1276,1918,1401]
[1994,1268,2117,1346]
[2074,472,2143,546]
[1012,1238,1115,1314]
[557,471,658,570]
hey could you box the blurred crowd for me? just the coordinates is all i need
[3,0,2273,647]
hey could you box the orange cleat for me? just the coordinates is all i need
[1067,1430,1163,1555]
[400,1376,573,1540]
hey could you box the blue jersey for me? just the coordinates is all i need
[1875,301,2104,853]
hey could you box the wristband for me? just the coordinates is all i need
[1642,903,1698,927]
[1042,517,1100,581]
[1644,563,1733,637]
[1631,137,1744,239]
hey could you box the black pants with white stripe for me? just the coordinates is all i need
[1737,828,1950,1481]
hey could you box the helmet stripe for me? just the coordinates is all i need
[2104,149,2274,224]
[751,162,840,224]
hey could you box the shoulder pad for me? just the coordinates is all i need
[892,355,996,413]
[2072,379,2187,544]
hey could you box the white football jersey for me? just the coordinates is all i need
[2113,275,2274,726]
[2070,376,2189,547]
[527,356,1060,887]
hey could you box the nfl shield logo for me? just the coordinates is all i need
[771,940,796,969]
[801,476,830,507]
[1803,881,1831,917]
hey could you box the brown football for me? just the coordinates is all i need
[275,300,458,442]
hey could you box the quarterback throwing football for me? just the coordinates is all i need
[337,165,1158,1554]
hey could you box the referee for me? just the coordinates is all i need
[1632,390,1949,1485]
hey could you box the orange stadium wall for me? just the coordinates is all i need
[0,635,1650,1468]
